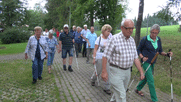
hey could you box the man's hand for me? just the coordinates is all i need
[45,53,48,59]
[25,54,28,60]
[72,39,75,43]
[140,72,145,80]
[167,52,173,57]
[101,71,108,82]
[88,43,91,47]
[78,36,80,38]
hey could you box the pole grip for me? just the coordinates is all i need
[151,52,159,64]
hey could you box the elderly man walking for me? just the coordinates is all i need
[102,19,145,102]
[58,24,74,72]
[81,24,90,57]
[85,26,97,64]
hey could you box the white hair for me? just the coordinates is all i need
[121,19,134,26]
[150,24,160,32]
[73,25,76,28]
[77,26,80,29]
[84,24,87,27]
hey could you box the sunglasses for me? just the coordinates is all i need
[123,26,135,30]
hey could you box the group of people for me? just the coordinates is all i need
[25,19,173,102]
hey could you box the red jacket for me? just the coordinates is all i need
[56,31,60,37]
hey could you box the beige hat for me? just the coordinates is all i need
[63,24,69,28]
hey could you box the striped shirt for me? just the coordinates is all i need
[103,32,138,69]
[25,36,48,61]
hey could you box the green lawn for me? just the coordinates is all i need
[0,59,61,102]
[0,42,27,55]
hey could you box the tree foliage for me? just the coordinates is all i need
[0,0,26,27]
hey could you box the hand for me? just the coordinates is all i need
[58,48,62,53]
[72,39,75,43]
[101,71,108,82]
[167,52,173,57]
[93,59,96,65]
[88,43,91,47]
[140,73,145,80]
[25,54,28,59]
[78,36,80,38]
[80,34,83,37]
[142,57,148,62]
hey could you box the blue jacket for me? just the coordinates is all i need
[137,36,163,64]
[74,31,82,44]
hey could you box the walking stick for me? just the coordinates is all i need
[73,45,79,70]
[94,64,100,86]
[168,49,173,102]
[126,55,148,92]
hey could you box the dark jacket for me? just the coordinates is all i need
[137,36,163,64]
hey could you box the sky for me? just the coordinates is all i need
[27,0,176,20]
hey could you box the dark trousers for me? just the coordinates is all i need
[32,57,44,80]
[75,43,82,57]
[82,42,87,57]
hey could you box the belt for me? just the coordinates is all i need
[110,63,130,70]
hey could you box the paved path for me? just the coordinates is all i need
[52,52,181,102]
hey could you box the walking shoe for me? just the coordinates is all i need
[86,61,90,64]
[38,76,42,80]
[104,89,111,95]
[32,79,37,84]
[68,66,73,72]
[91,82,95,86]
[63,65,66,71]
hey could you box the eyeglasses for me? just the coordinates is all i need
[151,32,159,34]
[64,28,68,29]
[123,26,135,30]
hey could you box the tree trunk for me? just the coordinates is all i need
[135,0,144,47]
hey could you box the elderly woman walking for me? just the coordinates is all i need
[25,26,48,84]
[46,30,59,73]
[135,24,173,102]
[91,24,112,95]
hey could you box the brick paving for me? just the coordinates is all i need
[52,52,181,102]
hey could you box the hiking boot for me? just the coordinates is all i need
[63,65,66,71]
[68,66,73,72]
[91,82,95,86]
[38,76,42,80]
[32,79,37,84]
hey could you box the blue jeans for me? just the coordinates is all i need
[62,48,73,58]
[32,57,44,80]
[47,52,55,66]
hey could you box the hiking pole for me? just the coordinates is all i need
[127,55,148,92]
[144,52,159,74]
[94,64,100,86]
[73,44,79,70]
[167,49,173,102]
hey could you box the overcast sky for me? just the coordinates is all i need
[27,0,172,20]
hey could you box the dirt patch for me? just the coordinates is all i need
[0,46,6,50]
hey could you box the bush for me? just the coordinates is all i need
[0,27,31,44]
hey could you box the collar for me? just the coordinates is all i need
[120,32,130,40]
[147,34,158,42]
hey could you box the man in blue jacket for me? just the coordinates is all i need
[74,26,82,57]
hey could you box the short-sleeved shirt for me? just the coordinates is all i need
[103,32,138,69]
[81,29,90,42]
[46,36,58,53]
[95,36,109,59]
[59,32,74,50]
[86,32,97,48]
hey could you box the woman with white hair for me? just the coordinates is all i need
[25,26,48,84]
[135,24,173,102]
[46,30,59,74]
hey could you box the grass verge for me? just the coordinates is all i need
[0,59,61,102]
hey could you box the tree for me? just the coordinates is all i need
[0,0,26,27]
[135,0,144,47]
[95,0,125,34]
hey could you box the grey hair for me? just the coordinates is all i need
[121,19,134,26]
[150,24,160,32]
[77,26,80,29]
[73,25,76,28]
